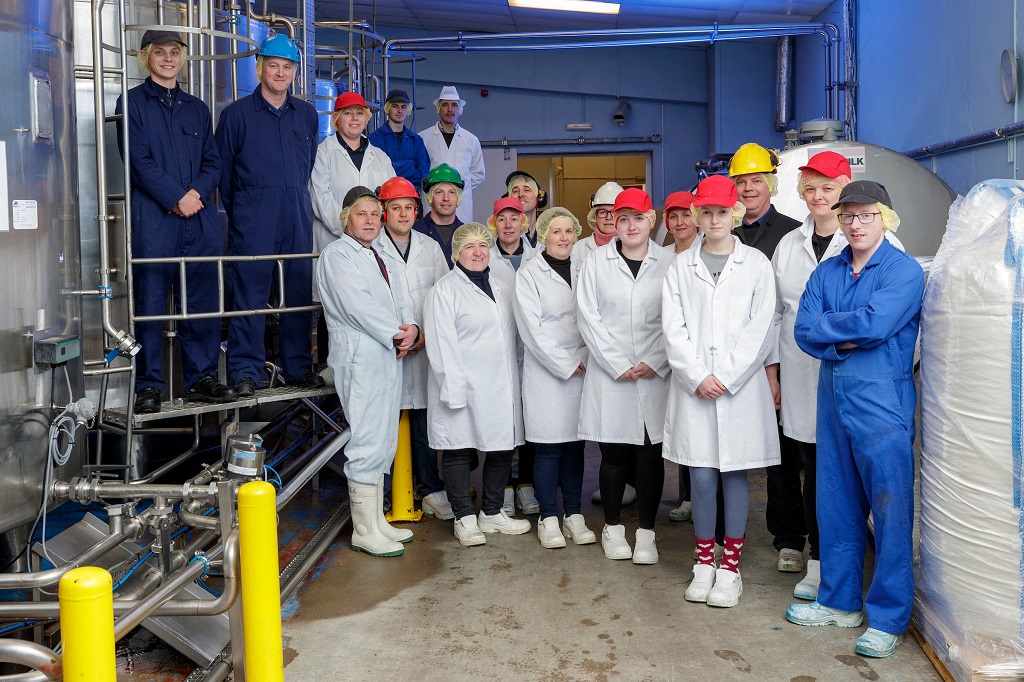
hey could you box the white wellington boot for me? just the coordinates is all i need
[376,476,413,544]
[349,481,404,557]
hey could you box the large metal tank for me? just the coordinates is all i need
[73,0,269,415]
[773,141,957,257]
[0,4,84,537]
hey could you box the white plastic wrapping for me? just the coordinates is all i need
[917,180,1024,681]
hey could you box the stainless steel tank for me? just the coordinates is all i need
[0,4,84,536]
[72,0,269,416]
[773,141,958,257]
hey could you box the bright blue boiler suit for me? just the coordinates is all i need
[367,125,431,189]
[115,78,222,394]
[216,87,319,383]
[794,238,924,635]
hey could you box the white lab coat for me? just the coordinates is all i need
[514,255,588,443]
[771,216,905,443]
[423,266,524,451]
[316,233,415,484]
[576,240,673,444]
[418,123,485,224]
[309,133,395,255]
[571,235,601,262]
[661,237,781,472]
[377,230,449,409]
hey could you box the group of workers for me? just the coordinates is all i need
[121,30,922,661]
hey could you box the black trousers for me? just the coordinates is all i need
[598,438,664,530]
[766,424,807,552]
[443,448,514,519]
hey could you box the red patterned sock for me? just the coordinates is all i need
[695,536,716,566]
[721,536,744,573]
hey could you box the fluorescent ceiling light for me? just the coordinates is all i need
[508,0,621,15]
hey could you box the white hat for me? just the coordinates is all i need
[433,85,466,109]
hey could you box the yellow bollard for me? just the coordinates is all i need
[386,410,423,522]
[59,566,115,681]
[238,481,284,682]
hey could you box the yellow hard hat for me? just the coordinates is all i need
[728,143,780,176]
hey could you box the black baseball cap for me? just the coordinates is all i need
[831,180,893,210]
[384,89,411,104]
[343,185,378,210]
[141,30,185,49]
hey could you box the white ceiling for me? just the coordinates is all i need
[268,0,834,34]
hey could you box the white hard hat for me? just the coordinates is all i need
[590,181,624,208]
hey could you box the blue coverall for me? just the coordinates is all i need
[216,87,318,383]
[367,125,431,188]
[115,78,222,393]
[794,238,924,635]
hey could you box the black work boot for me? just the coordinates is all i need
[134,387,161,414]
[289,371,325,390]
[232,378,256,398]
[186,375,238,403]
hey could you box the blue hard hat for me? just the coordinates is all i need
[259,34,300,63]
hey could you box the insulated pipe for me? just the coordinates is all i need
[0,641,61,682]
[59,567,116,681]
[0,516,145,589]
[238,482,284,682]
[905,120,1024,159]
[774,36,793,131]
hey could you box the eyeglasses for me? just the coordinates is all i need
[838,212,881,225]
[595,208,613,219]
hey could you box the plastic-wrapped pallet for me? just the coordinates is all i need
[916,179,1024,681]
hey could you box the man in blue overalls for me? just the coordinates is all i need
[216,34,323,396]
[117,29,235,413]
[786,181,924,659]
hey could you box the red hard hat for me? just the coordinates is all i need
[377,176,419,202]
[613,188,653,213]
[492,196,525,216]
[334,91,369,111]
[664,191,695,212]
[798,150,852,179]
[692,175,738,208]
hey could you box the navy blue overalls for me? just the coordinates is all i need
[795,238,924,635]
[116,78,222,394]
[216,87,318,383]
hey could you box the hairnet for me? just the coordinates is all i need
[834,202,901,232]
[797,169,851,196]
[508,175,539,195]
[451,222,493,260]
[339,192,380,229]
[536,207,582,243]
[426,183,463,208]
[762,172,778,197]
[332,107,370,132]
[137,42,189,73]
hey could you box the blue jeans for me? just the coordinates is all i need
[532,441,585,520]
[410,409,444,495]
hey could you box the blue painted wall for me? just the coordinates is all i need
[320,25,713,203]
[795,0,1023,196]
[709,40,787,154]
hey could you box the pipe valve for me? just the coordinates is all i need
[104,329,140,363]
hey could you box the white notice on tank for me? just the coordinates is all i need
[12,200,38,230]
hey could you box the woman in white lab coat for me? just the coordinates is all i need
[310,92,395,365]
[577,188,673,565]
[771,151,904,600]
[514,207,596,550]
[662,174,779,608]
[317,187,419,558]
[423,222,531,547]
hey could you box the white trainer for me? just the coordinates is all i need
[421,491,455,521]
[601,524,632,560]
[684,563,717,602]
[794,559,821,600]
[590,484,637,505]
[537,516,566,548]
[707,569,743,607]
[516,486,540,515]
[632,528,658,565]
[777,548,805,573]
[454,515,486,547]
[502,487,516,517]
[562,514,597,545]
[668,500,692,522]
[478,509,531,535]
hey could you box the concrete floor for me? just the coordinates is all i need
[281,447,941,682]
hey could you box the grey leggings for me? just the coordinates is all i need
[691,467,749,539]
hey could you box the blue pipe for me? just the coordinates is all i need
[905,120,1024,159]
